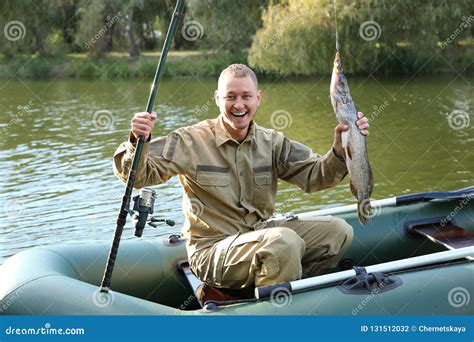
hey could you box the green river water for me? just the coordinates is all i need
[0,75,472,264]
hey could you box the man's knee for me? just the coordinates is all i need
[332,217,354,248]
[254,227,305,286]
[264,227,306,253]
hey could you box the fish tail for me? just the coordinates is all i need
[357,199,373,225]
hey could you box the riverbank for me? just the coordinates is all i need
[0,50,247,80]
[1,49,472,80]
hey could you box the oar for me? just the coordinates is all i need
[255,246,474,299]
[100,0,185,293]
[267,186,474,223]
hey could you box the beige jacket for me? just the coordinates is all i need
[113,115,347,258]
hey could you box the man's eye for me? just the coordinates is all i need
[225,96,235,100]
[243,95,251,99]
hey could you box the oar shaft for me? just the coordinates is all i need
[268,186,473,223]
[256,247,474,298]
[100,0,185,292]
[267,197,396,223]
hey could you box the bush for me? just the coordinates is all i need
[249,0,474,75]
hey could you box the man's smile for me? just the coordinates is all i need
[230,111,247,117]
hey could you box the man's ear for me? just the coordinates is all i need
[257,89,263,106]
[214,90,220,107]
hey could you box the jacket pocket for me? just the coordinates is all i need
[254,173,272,185]
[196,165,230,186]
[253,168,274,209]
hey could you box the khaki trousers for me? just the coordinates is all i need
[189,216,354,288]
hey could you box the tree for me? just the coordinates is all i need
[248,0,474,75]
[186,0,270,53]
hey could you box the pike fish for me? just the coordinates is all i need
[330,51,374,224]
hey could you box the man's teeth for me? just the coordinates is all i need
[232,112,247,117]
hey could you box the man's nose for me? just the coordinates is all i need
[233,99,244,110]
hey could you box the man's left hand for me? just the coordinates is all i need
[333,112,370,158]
[355,112,369,136]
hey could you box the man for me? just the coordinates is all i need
[113,64,369,299]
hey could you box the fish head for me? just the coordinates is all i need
[333,51,342,74]
[330,51,352,119]
[330,52,345,109]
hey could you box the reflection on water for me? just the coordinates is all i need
[0,75,472,264]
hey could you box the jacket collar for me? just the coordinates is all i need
[215,114,257,147]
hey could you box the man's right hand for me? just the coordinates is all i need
[131,111,157,140]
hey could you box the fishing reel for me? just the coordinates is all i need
[130,188,175,237]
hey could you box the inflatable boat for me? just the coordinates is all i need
[1,186,473,315]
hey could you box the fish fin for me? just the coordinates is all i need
[341,131,349,149]
[349,178,358,198]
[345,144,353,160]
[369,169,374,197]
[357,199,373,225]
[344,146,353,175]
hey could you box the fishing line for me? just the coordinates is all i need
[333,0,339,52]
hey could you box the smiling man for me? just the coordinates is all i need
[113,64,369,302]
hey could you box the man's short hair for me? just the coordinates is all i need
[218,64,258,89]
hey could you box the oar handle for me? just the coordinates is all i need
[100,0,185,293]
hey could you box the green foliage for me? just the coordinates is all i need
[187,0,269,53]
[1,0,472,77]
[0,0,78,57]
[249,0,474,75]
[0,51,247,79]
[19,58,52,79]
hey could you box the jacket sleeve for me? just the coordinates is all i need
[274,133,348,193]
[113,130,190,188]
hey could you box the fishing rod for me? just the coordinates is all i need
[100,0,185,293]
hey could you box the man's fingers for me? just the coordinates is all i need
[358,122,369,130]
[135,112,157,120]
[335,123,349,133]
[132,117,154,127]
[133,123,152,131]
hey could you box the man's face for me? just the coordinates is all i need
[215,75,262,139]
